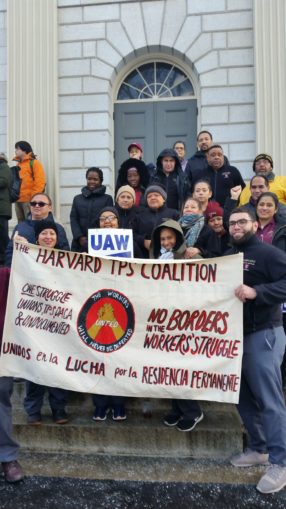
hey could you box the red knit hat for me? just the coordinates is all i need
[205,202,223,221]
[128,142,143,153]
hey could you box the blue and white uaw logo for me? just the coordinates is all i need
[77,289,135,353]
[88,229,134,258]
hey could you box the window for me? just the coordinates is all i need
[117,62,194,101]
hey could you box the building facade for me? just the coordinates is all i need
[0,0,285,233]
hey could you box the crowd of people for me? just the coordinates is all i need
[0,133,286,494]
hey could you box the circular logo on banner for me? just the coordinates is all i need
[77,289,135,353]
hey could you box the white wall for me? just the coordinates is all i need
[58,0,255,228]
[0,0,6,152]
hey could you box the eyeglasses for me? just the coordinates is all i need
[99,215,117,222]
[30,201,50,207]
[229,219,253,228]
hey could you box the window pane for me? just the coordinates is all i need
[124,69,146,90]
[118,83,140,100]
[137,63,154,87]
[164,68,185,89]
[156,62,173,86]
[159,89,172,98]
[171,79,194,97]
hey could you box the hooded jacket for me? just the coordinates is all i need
[14,152,46,203]
[70,185,113,251]
[151,149,190,210]
[149,219,186,259]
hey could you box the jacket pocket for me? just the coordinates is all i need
[264,328,276,351]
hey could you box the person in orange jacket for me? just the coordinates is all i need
[13,141,46,222]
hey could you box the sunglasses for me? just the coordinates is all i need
[30,201,50,207]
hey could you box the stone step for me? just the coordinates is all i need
[18,451,264,486]
[12,407,243,459]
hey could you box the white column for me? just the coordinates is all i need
[254,0,286,174]
[7,0,60,215]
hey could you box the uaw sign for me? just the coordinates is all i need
[0,241,244,403]
[88,228,134,258]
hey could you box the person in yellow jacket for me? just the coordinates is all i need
[13,141,46,221]
[239,153,286,206]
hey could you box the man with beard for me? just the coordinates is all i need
[187,130,213,173]
[227,207,286,494]
[239,153,286,206]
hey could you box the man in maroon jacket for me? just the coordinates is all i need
[0,267,24,482]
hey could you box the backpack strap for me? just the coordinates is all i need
[29,159,35,180]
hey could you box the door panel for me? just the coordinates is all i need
[114,103,154,172]
[114,99,197,176]
[156,100,197,157]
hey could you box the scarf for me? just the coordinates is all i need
[159,247,174,260]
[179,214,205,247]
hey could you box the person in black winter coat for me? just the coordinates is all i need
[133,185,179,258]
[115,185,142,258]
[192,145,245,207]
[115,158,150,207]
[70,167,113,252]
[115,185,138,229]
[151,148,190,211]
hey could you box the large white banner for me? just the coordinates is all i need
[0,241,243,403]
